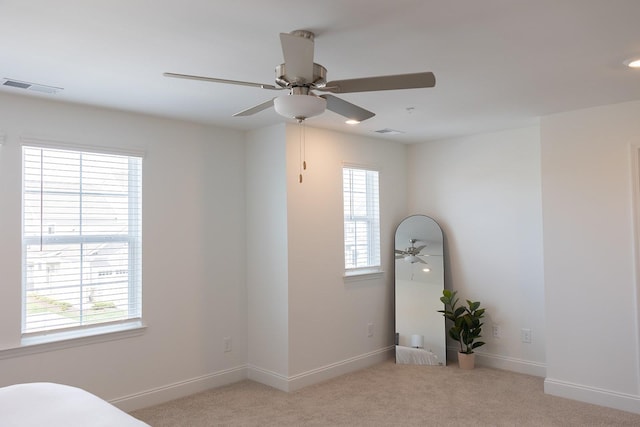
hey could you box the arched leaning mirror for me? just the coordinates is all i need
[395,215,445,365]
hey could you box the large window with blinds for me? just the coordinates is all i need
[22,145,142,335]
[343,166,381,273]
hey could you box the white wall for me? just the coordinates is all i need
[541,100,640,413]
[244,124,408,391]
[245,123,409,391]
[0,93,248,410]
[5,91,638,415]
[0,93,407,404]
[407,127,546,375]
[245,124,290,385]
[284,125,408,388]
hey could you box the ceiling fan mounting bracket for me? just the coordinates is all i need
[289,29,315,41]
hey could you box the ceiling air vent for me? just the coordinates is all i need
[374,128,405,135]
[2,78,62,94]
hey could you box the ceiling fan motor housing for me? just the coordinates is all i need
[275,63,327,88]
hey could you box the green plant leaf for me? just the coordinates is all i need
[439,290,487,353]
[463,315,474,328]
[468,300,480,311]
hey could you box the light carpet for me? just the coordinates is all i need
[131,359,640,426]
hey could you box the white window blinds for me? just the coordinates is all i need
[22,145,142,334]
[343,166,381,271]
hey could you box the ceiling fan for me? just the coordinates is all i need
[164,30,436,123]
[395,239,429,264]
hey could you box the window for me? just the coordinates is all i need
[22,145,142,335]
[343,166,381,273]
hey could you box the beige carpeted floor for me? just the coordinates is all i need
[131,359,640,426]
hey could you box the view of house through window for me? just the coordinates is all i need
[343,166,381,272]
[22,145,142,335]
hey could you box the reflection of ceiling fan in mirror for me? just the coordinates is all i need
[395,239,429,264]
[164,30,436,123]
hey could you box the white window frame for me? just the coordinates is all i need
[342,164,382,278]
[19,139,144,346]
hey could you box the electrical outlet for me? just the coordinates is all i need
[492,325,501,339]
[367,322,374,337]
[224,336,232,352]
[521,328,532,344]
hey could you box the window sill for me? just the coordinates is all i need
[343,268,385,283]
[0,321,146,360]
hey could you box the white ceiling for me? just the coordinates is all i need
[1,0,639,143]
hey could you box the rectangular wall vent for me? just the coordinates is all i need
[374,128,405,135]
[2,78,62,94]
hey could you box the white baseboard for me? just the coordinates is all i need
[111,347,394,412]
[287,346,395,391]
[246,365,290,391]
[248,346,395,392]
[108,352,640,417]
[446,347,546,377]
[545,378,640,415]
[109,365,248,412]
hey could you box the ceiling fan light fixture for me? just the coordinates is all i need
[624,57,640,68]
[404,255,420,263]
[274,94,326,120]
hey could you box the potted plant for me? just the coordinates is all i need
[438,289,486,369]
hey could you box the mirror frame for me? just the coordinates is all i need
[394,214,446,366]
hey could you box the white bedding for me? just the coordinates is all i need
[0,382,149,427]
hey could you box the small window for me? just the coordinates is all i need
[343,166,381,274]
[22,145,142,335]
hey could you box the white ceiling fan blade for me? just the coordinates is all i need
[233,98,275,117]
[279,32,314,84]
[320,94,375,122]
[320,72,436,94]
[163,72,281,90]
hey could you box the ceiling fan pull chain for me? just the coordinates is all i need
[299,119,304,183]
[302,121,307,170]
